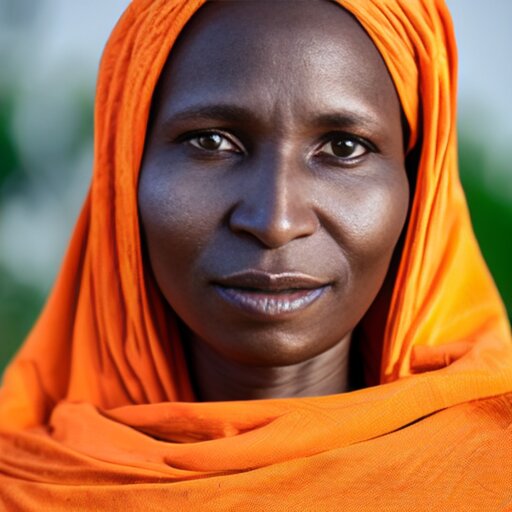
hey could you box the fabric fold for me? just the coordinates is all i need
[1,0,511,509]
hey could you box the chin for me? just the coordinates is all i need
[197,326,349,367]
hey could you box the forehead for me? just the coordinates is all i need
[153,0,400,126]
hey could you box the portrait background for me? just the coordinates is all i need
[1,0,510,372]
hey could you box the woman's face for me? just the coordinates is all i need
[138,0,409,367]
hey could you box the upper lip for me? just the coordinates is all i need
[213,270,329,291]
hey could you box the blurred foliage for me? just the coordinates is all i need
[458,139,512,318]
[0,265,45,371]
[0,82,95,373]
[0,89,24,192]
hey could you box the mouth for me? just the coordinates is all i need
[212,270,331,318]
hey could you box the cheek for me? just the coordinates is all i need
[332,170,409,285]
[357,183,407,250]
[137,162,220,289]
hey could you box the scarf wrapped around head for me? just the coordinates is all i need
[0,1,511,510]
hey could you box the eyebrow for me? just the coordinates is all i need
[161,104,254,126]
[310,112,382,132]
[160,103,383,133]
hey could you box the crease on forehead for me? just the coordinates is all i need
[163,0,388,80]
[149,0,401,137]
[156,101,389,139]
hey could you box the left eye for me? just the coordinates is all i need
[318,136,369,160]
[188,132,239,152]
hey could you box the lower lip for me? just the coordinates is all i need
[213,285,329,317]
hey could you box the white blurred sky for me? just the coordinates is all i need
[448,0,512,169]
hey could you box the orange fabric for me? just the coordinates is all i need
[1,0,512,510]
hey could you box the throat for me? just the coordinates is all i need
[184,331,355,401]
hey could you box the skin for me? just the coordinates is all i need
[138,0,409,401]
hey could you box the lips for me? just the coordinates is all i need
[212,270,331,317]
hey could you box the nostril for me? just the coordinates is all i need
[228,198,318,249]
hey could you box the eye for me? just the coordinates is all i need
[317,135,370,161]
[188,132,240,153]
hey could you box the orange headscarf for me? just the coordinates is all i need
[1,0,511,509]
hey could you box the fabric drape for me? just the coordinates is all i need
[1,0,511,510]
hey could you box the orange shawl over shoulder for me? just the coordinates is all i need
[1,1,511,510]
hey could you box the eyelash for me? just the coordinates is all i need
[181,130,375,163]
[186,131,242,154]
[315,132,375,163]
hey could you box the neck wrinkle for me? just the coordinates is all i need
[186,332,353,401]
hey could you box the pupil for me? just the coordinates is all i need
[199,133,222,150]
[332,139,356,157]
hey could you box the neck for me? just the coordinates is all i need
[185,332,354,401]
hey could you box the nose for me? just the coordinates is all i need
[229,155,318,248]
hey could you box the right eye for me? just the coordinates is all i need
[187,132,240,153]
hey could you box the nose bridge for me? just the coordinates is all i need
[229,148,318,248]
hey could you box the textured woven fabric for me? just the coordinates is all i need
[1,1,511,510]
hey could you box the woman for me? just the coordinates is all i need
[1,0,511,510]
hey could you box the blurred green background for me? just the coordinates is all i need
[1,1,511,374]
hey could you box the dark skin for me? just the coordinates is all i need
[138,0,409,401]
